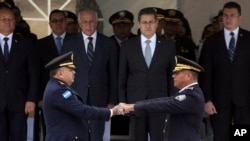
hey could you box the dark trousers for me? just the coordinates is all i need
[0,106,27,141]
[130,115,165,141]
[89,120,105,141]
[34,107,46,141]
[211,104,250,141]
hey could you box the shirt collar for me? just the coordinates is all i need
[224,27,239,36]
[0,33,13,40]
[82,31,97,40]
[141,34,156,43]
[52,32,66,39]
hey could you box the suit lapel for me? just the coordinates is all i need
[48,35,60,56]
[91,33,103,69]
[218,31,232,63]
[0,43,3,62]
[136,37,148,69]
[77,33,89,69]
[150,36,162,69]
[8,34,18,63]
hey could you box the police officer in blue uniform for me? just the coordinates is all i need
[43,51,119,141]
[119,55,205,141]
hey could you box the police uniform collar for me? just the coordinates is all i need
[178,82,198,93]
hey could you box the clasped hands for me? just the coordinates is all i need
[112,102,135,116]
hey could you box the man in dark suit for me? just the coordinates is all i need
[0,3,39,141]
[108,9,136,137]
[35,9,69,140]
[199,2,250,141]
[43,51,120,141]
[62,8,118,141]
[119,55,205,141]
[118,7,176,141]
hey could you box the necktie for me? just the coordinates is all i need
[3,37,9,63]
[228,32,235,61]
[145,40,152,67]
[56,36,62,54]
[87,37,94,67]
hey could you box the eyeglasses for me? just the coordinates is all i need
[50,18,66,24]
[139,20,156,25]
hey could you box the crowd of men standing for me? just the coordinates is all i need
[0,0,250,141]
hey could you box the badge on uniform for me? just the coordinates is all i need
[62,90,72,99]
[175,94,186,101]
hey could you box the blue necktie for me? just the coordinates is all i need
[228,32,235,61]
[87,37,94,67]
[145,40,152,67]
[56,36,62,54]
[4,37,9,63]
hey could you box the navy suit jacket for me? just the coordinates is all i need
[199,28,250,108]
[134,84,205,141]
[0,34,39,111]
[62,32,118,106]
[36,34,70,100]
[118,35,176,103]
[43,78,111,141]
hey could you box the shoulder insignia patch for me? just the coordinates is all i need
[62,90,72,99]
[175,94,186,101]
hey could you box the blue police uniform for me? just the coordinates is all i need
[43,78,111,141]
[133,55,205,141]
[134,84,204,141]
[43,51,111,141]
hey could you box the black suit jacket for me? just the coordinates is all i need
[36,34,70,100]
[118,35,176,103]
[0,34,39,111]
[62,32,118,106]
[199,28,250,107]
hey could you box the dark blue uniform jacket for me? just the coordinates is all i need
[134,84,204,141]
[43,78,111,141]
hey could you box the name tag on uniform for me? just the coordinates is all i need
[175,94,186,101]
[62,90,72,99]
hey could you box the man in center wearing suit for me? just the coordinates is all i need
[62,8,118,141]
[35,9,69,140]
[118,7,176,141]
[199,2,250,141]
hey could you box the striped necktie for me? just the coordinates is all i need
[228,32,235,61]
[87,37,94,67]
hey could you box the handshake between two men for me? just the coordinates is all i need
[112,103,135,116]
